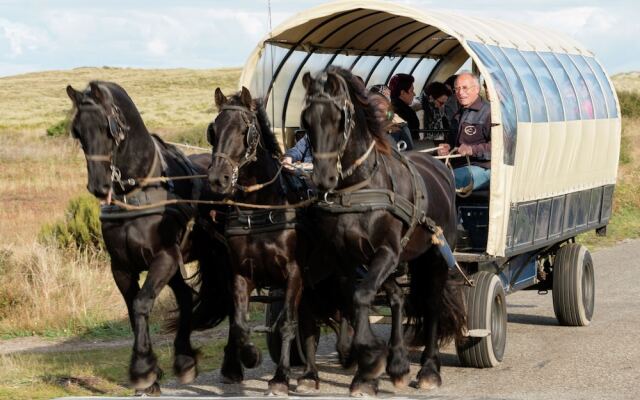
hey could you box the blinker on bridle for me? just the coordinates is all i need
[211,104,261,188]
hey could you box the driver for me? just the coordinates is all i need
[437,72,491,191]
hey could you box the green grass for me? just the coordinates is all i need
[0,334,267,400]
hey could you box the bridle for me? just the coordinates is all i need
[302,71,375,180]
[75,100,157,192]
[211,105,261,188]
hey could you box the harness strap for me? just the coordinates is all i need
[225,208,302,236]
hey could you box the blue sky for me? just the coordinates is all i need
[1,0,638,77]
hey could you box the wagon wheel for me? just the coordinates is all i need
[552,243,595,326]
[456,271,507,368]
[265,291,317,366]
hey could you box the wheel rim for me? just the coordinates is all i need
[491,288,506,361]
[582,260,595,320]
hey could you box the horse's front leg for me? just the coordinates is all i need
[129,246,180,394]
[350,245,399,397]
[383,278,410,388]
[267,262,303,396]
[229,274,262,369]
[167,272,199,385]
[112,265,162,396]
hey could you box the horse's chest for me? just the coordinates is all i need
[228,232,295,283]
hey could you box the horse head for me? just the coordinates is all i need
[66,82,131,200]
[207,86,265,196]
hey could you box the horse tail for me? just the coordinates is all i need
[166,226,232,332]
[406,249,466,346]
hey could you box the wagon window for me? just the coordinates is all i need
[329,53,360,70]
[522,51,565,122]
[571,55,608,119]
[393,56,430,95]
[539,52,581,121]
[584,57,618,118]
[468,42,518,165]
[488,45,531,122]
[503,47,547,122]
[555,53,595,119]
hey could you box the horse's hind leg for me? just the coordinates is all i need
[128,247,181,392]
[383,278,410,388]
[168,273,199,384]
[267,263,302,396]
[415,252,448,390]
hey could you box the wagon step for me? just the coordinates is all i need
[464,328,491,337]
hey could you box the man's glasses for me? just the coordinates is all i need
[454,85,477,93]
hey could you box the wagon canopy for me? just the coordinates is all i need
[240,0,621,257]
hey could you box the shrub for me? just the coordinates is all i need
[39,195,104,252]
[617,90,640,119]
[46,117,70,137]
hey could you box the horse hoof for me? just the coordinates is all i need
[296,378,319,393]
[221,374,243,384]
[240,344,262,369]
[265,381,289,396]
[134,382,161,396]
[350,380,378,397]
[132,370,157,390]
[177,364,198,385]
[392,374,410,389]
[415,373,442,390]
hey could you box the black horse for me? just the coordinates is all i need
[301,66,466,395]
[207,87,321,395]
[66,81,231,395]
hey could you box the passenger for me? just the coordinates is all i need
[438,72,491,191]
[443,74,459,126]
[369,92,414,151]
[421,81,452,131]
[370,84,391,100]
[389,73,420,135]
[282,132,312,171]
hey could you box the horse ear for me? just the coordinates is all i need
[240,86,252,109]
[66,85,83,106]
[214,88,227,110]
[302,72,312,91]
[89,82,108,106]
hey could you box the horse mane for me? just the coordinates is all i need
[226,92,283,159]
[326,66,391,154]
[85,81,149,135]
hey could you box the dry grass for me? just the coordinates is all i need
[0,244,124,336]
[612,72,640,93]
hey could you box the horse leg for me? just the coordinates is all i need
[296,299,321,393]
[336,313,355,368]
[382,278,410,388]
[229,275,262,370]
[350,246,399,397]
[129,247,180,392]
[112,266,161,396]
[415,256,448,390]
[267,264,302,396]
[167,273,199,384]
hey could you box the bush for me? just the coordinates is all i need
[46,117,70,137]
[617,90,640,119]
[39,195,104,252]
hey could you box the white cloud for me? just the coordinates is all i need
[146,38,168,56]
[0,18,50,57]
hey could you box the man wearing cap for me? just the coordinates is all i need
[389,73,420,134]
[438,72,491,191]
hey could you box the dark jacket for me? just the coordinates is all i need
[391,97,420,134]
[449,97,491,168]
[285,134,313,163]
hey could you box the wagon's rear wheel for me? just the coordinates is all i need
[265,292,313,366]
[456,271,507,368]
[552,243,595,326]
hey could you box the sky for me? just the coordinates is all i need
[1,0,638,78]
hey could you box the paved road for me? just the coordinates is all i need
[64,239,640,399]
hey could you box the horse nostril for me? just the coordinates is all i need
[222,175,230,185]
[328,175,337,184]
